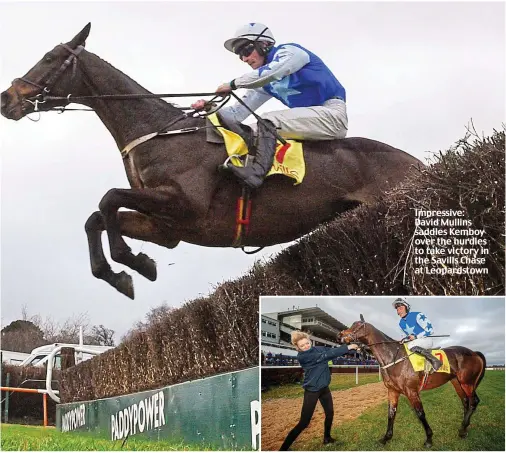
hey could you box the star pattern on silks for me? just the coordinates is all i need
[258,64,272,76]
[419,314,427,321]
[258,54,283,76]
[426,322,433,331]
[269,77,301,103]
[403,324,416,335]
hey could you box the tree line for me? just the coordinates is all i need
[1,305,115,353]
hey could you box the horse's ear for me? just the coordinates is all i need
[67,23,91,49]
[360,314,365,322]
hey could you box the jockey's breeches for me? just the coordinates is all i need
[258,98,348,140]
[220,98,349,141]
[407,337,434,350]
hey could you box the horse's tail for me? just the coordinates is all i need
[474,351,487,389]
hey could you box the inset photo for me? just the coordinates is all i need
[260,296,505,451]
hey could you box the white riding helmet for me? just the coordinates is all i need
[392,297,410,311]
[224,23,275,53]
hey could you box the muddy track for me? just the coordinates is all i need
[261,381,388,451]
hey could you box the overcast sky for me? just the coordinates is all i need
[1,2,504,342]
[261,296,505,365]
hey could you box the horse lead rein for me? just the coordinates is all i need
[366,335,450,347]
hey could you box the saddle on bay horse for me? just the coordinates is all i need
[206,112,306,185]
[404,344,451,390]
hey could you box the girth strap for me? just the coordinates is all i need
[120,115,188,158]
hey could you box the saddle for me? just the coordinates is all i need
[404,344,450,391]
[404,344,450,373]
[206,113,306,185]
[206,111,255,151]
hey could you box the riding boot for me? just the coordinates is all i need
[410,346,442,371]
[226,119,277,189]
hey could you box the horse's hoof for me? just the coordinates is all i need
[424,440,433,448]
[379,437,389,445]
[459,430,468,439]
[116,271,134,299]
[136,253,157,281]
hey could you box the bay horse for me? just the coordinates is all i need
[1,24,423,299]
[337,316,486,448]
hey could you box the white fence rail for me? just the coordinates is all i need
[262,364,381,384]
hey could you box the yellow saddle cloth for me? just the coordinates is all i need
[208,113,306,185]
[405,344,450,373]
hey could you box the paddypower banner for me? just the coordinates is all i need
[57,367,260,450]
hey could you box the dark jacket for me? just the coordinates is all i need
[297,345,350,392]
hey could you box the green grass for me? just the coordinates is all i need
[263,372,381,400]
[0,424,221,451]
[295,371,505,451]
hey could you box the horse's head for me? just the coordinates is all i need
[337,314,371,345]
[1,23,91,120]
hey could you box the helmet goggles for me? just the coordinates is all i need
[235,41,256,59]
[393,297,410,311]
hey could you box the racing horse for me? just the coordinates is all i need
[337,316,486,448]
[1,24,423,299]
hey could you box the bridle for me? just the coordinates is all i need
[344,320,369,344]
[340,320,371,362]
[341,317,410,370]
[12,43,84,118]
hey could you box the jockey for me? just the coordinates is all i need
[393,297,442,371]
[191,23,348,189]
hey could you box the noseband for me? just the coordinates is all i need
[344,321,368,344]
[13,44,84,113]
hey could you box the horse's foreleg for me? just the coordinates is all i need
[98,187,184,282]
[380,389,399,445]
[85,209,180,299]
[85,211,134,299]
[406,390,433,448]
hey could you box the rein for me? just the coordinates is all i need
[367,340,402,346]
[44,91,230,102]
[15,42,233,118]
[28,46,286,145]
[350,326,449,370]
[346,322,410,370]
[19,43,287,150]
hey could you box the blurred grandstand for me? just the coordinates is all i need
[261,306,378,367]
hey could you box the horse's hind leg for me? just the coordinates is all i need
[85,211,134,299]
[380,389,399,445]
[406,390,433,448]
[450,379,478,438]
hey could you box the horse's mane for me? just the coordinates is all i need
[367,322,395,342]
[85,49,185,114]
